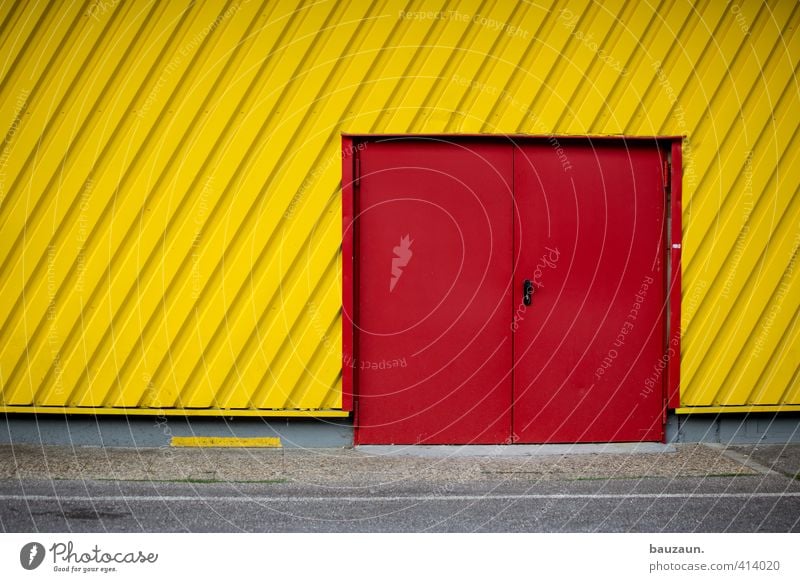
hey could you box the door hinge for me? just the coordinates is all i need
[663,159,671,194]
[354,152,361,189]
[662,400,668,425]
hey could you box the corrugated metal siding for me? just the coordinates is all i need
[0,0,797,414]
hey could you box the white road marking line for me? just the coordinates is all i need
[0,492,798,503]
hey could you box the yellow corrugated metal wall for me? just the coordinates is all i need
[0,0,797,415]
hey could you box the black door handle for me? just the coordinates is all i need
[523,279,534,306]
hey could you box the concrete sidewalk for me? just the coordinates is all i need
[2,442,796,485]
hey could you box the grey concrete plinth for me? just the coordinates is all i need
[666,413,800,444]
[357,442,676,457]
[0,414,352,448]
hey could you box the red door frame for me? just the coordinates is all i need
[341,135,682,444]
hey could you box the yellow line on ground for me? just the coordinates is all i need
[170,436,282,448]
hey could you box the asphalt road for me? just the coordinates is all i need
[2,475,799,532]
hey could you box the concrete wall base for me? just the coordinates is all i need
[666,412,800,444]
[0,414,353,448]
[1,412,799,447]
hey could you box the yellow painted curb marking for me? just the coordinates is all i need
[170,436,282,448]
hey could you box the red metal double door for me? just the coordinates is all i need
[353,137,668,444]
